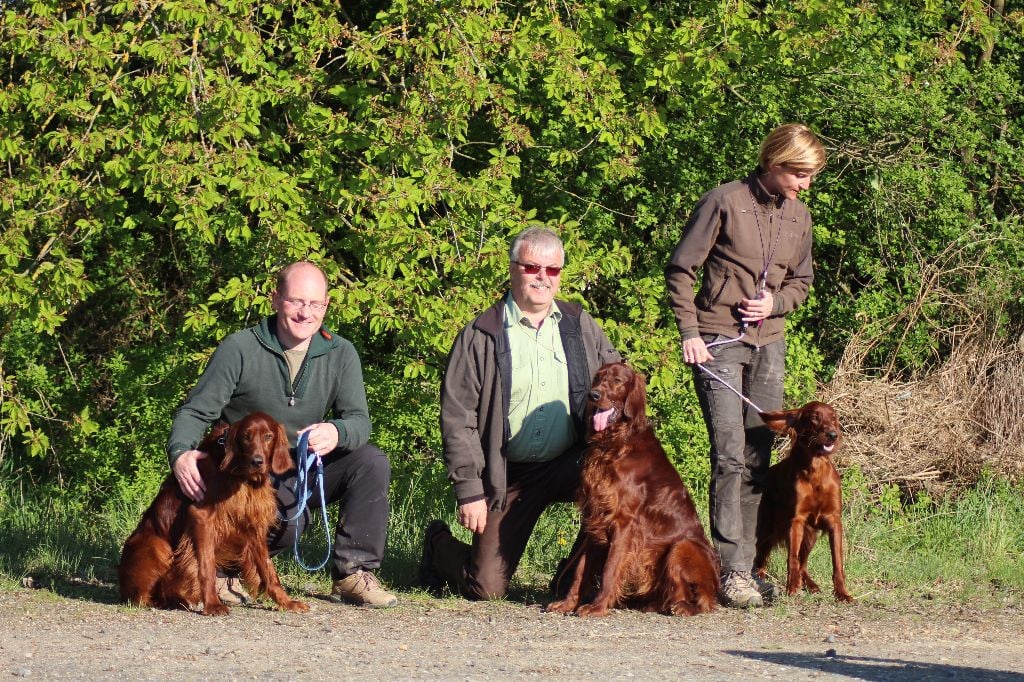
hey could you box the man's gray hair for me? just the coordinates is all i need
[509,226,564,263]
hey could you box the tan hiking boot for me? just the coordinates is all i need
[719,570,763,608]
[330,570,398,608]
[216,576,251,606]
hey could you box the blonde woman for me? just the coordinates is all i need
[665,124,827,608]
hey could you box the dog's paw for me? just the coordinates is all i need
[543,599,575,614]
[202,602,231,616]
[575,603,610,618]
[281,599,310,613]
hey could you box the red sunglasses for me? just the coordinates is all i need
[513,260,563,277]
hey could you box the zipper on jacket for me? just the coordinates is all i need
[288,357,310,406]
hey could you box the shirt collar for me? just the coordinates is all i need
[746,171,785,208]
[504,293,561,329]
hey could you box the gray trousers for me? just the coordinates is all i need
[692,337,785,574]
[268,443,391,581]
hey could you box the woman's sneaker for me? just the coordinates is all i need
[719,570,763,608]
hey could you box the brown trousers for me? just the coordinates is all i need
[432,449,582,600]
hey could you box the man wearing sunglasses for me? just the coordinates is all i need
[420,226,621,600]
[166,260,398,608]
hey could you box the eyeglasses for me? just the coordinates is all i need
[281,298,328,313]
[512,260,563,277]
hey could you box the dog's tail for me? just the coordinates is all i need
[118,533,174,607]
[662,538,719,616]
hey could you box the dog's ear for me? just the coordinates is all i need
[271,422,294,475]
[758,409,798,435]
[622,369,648,423]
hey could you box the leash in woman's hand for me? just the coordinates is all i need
[693,330,766,414]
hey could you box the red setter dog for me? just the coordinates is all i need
[547,362,718,617]
[119,412,309,615]
[753,401,853,602]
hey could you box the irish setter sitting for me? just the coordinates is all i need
[547,362,718,617]
[754,401,853,602]
[118,412,309,616]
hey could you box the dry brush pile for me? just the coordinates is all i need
[822,329,1024,499]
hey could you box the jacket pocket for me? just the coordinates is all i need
[698,272,732,310]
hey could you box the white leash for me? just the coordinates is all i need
[694,331,766,414]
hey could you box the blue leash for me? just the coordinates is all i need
[281,430,332,571]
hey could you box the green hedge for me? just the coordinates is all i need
[2,0,1022,508]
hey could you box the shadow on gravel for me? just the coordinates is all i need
[22,575,123,605]
[726,649,1024,681]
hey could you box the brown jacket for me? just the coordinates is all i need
[664,172,814,347]
[440,297,620,510]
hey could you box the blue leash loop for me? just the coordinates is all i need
[282,430,332,571]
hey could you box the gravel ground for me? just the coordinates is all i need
[3,583,1024,680]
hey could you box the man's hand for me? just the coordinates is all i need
[173,449,209,502]
[739,290,774,323]
[682,337,713,365]
[298,422,340,455]
[458,499,488,534]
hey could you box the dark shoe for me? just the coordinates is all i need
[751,572,778,603]
[418,520,450,595]
[330,570,398,608]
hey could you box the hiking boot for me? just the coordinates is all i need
[719,570,763,608]
[215,576,251,606]
[418,520,450,595]
[330,570,398,608]
[751,572,778,603]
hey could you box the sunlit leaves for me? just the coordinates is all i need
[0,0,1021,503]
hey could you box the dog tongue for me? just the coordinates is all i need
[592,408,616,432]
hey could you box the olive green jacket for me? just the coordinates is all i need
[166,315,371,468]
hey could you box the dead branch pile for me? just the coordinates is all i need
[822,330,1024,499]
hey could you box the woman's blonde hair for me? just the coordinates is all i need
[758,123,826,173]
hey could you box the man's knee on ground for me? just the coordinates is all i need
[463,572,510,601]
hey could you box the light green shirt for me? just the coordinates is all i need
[504,295,575,462]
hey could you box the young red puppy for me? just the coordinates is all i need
[753,401,853,602]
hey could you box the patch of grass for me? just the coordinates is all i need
[2,469,1022,610]
[754,472,1024,607]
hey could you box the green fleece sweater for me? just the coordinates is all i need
[166,315,371,468]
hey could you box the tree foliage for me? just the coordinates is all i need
[1,0,1021,503]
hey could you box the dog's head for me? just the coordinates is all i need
[587,362,648,434]
[759,401,842,457]
[220,412,294,483]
